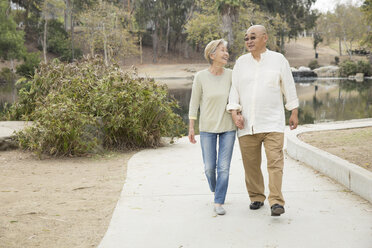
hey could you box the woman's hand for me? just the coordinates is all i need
[188,119,197,144]
[188,128,196,144]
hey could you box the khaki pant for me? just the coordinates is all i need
[238,132,285,206]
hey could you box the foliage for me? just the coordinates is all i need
[339,60,358,76]
[356,60,372,76]
[79,1,138,65]
[8,56,185,156]
[185,5,221,50]
[40,19,81,62]
[0,0,26,61]
[0,67,17,85]
[16,52,41,78]
[316,4,367,55]
[339,59,372,76]
[308,60,320,70]
[361,0,372,49]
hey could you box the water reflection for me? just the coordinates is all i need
[0,82,17,115]
[1,78,371,125]
[168,79,372,125]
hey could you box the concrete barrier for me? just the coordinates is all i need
[286,119,372,203]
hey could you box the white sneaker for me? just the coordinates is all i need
[214,205,226,215]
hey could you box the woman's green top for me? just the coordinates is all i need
[188,68,236,133]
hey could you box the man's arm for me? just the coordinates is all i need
[280,56,299,130]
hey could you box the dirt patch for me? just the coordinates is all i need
[298,127,372,172]
[0,150,136,248]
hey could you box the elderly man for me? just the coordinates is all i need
[227,25,299,216]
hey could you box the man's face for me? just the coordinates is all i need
[244,28,267,53]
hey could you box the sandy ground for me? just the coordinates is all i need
[0,150,136,248]
[298,127,372,172]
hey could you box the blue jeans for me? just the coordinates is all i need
[200,131,236,204]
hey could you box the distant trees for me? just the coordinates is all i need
[361,0,372,49]
[316,4,367,57]
[0,0,25,70]
[250,0,317,53]
[79,0,138,65]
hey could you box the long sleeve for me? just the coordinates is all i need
[226,62,242,112]
[188,74,202,120]
[280,57,299,111]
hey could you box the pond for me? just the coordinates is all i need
[1,78,372,126]
[167,78,372,125]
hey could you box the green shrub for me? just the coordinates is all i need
[0,67,16,84]
[356,60,372,76]
[308,60,320,70]
[9,56,185,156]
[16,52,41,78]
[339,59,372,77]
[339,59,358,77]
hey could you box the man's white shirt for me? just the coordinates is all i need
[227,49,299,137]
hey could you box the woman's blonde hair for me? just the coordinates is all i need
[204,39,228,64]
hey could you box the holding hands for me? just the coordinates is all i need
[232,111,244,130]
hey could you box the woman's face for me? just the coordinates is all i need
[211,44,229,65]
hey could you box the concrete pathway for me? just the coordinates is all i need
[99,121,372,248]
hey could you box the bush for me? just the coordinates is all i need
[308,60,320,70]
[339,59,372,77]
[339,60,358,77]
[356,60,372,76]
[9,56,185,156]
[16,52,41,78]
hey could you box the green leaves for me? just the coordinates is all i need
[11,56,186,156]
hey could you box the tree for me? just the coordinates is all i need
[361,0,372,49]
[250,0,317,53]
[216,0,241,58]
[40,0,65,63]
[313,30,323,58]
[79,0,138,65]
[0,0,26,70]
[316,4,367,57]
[134,0,193,63]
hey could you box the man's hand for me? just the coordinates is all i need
[289,108,298,130]
[232,111,244,130]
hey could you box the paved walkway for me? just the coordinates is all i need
[98,121,372,248]
[1,121,371,247]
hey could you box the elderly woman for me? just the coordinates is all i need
[188,39,236,215]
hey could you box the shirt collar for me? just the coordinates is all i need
[249,48,269,61]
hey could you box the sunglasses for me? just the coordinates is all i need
[244,36,257,41]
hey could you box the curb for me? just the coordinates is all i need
[286,118,372,203]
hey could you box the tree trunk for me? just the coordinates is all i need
[338,37,342,56]
[70,3,75,60]
[64,0,70,31]
[152,25,158,63]
[165,17,170,54]
[140,34,143,64]
[280,32,285,54]
[184,42,189,59]
[220,4,238,59]
[43,18,48,63]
